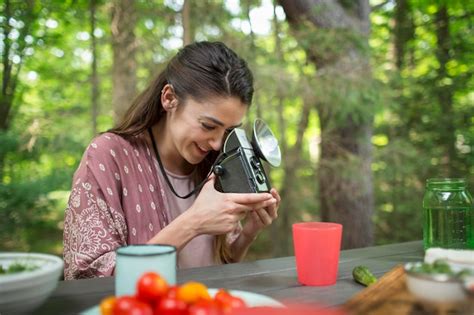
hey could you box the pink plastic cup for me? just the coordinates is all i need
[292,222,343,286]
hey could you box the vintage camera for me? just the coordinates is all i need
[213,119,281,193]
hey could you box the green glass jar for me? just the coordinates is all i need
[422,178,474,249]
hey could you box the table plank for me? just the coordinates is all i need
[33,241,424,314]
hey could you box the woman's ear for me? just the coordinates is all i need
[161,84,178,111]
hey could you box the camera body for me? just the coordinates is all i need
[214,128,272,193]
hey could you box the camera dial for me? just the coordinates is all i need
[213,165,225,176]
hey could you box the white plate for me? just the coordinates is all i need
[80,288,283,314]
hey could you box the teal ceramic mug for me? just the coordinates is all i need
[115,244,177,296]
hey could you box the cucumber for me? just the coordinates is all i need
[352,265,377,286]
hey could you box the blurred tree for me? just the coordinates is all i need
[90,0,99,136]
[182,0,193,46]
[1,0,472,258]
[434,4,456,177]
[0,0,39,177]
[270,0,288,256]
[0,0,96,253]
[279,0,375,249]
[371,0,473,245]
[394,0,414,70]
[111,0,137,122]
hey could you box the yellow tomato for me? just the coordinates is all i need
[99,296,117,315]
[176,281,211,304]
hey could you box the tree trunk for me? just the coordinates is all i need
[90,0,99,136]
[394,0,414,69]
[271,0,289,256]
[0,0,36,179]
[434,4,456,177]
[1,0,35,131]
[279,0,374,249]
[111,0,137,123]
[244,0,261,123]
[182,0,193,46]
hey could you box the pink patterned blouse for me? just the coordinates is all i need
[63,132,239,280]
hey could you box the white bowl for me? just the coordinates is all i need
[405,262,467,303]
[0,252,63,314]
[425,248,474,272]
[463,276,474,297]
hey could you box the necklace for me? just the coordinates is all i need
[148,128,211,199]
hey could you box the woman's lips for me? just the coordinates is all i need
[195,143,208,155]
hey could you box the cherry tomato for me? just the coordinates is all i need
[188,299,221,315]
[214,289,246,313]
[113,296,153,315]
[136,272,169,303]
[227,296,245,309]
[99,296,116,315]
[166,286,179,299]
[214,289,233,312]
[177,281,211,304]
[156,296,188,315]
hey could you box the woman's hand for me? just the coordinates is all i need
[187,176,276,236]
[241,188,280,240]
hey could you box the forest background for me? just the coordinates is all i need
[1,0,472,260]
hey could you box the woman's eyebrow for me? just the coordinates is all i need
[200,115,242,129]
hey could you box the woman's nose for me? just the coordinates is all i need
[209,137,223,152]
[209,131,226,151]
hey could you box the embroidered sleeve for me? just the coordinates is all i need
[63,137,127,280]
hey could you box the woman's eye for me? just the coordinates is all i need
[201,123,215,131]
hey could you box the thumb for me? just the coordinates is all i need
[202,173,216,189]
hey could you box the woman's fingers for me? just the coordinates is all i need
[227,192,273,204]
[249,198,276,210]
[254,208,272,226]
[230,198,276,214]
[270,188,281,205]
[232,203,254,213]
[265,203,278,219]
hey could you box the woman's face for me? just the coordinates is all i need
[165,94,247,167]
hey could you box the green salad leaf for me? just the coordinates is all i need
[409,259,474,278]
[0,261,39,275]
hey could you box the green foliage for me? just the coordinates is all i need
[0,174,68,254]
[371,1,474,245]
[0,0,472,259]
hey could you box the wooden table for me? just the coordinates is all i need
[35,241,424,314]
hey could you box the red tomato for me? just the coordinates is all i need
[166,286,179,299]
[136,272,169,303]
[113,296,153,315]
[214,289,246,313]
[214,289,233,312]
[227,296,245,309]
[156,296,188,315]
[188,300,221,315]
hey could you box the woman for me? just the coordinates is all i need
[63,41,280,280]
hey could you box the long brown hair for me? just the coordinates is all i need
[109,41,254,264]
